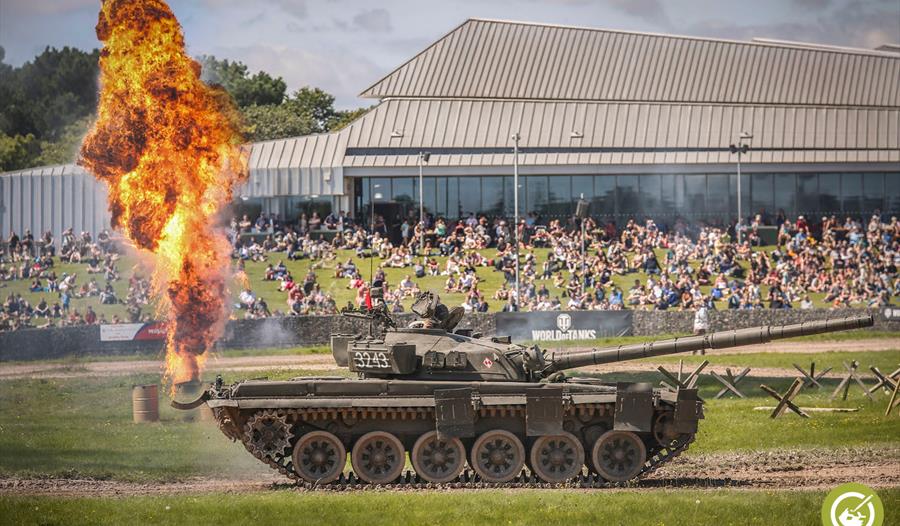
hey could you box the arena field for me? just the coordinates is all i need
[0,334,897,526]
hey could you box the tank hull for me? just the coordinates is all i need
[208,377,700,486]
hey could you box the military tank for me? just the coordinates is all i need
[176,292,873,487]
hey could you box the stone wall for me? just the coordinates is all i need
[0,309,893,362]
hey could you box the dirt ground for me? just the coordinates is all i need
[1,339,898,381]
[1,447,896,496]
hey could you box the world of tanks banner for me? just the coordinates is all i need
[494,311,633,342]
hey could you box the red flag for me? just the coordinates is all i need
[364,288,373,310]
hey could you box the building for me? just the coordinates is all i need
[2,18,899,242]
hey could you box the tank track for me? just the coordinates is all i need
[227,406,694,490]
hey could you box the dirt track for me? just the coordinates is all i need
[1,339,898,381]
[1,447,896,496]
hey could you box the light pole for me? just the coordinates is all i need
[418,151,430,262]
[730,131,752,244]
[511,132,521,310]
[370,183,382,283]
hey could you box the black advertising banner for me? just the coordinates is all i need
[494,311,633,342]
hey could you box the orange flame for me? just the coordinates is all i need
[79,0,248,389]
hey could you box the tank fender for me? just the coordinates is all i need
[613,383,654,432]
[525,387,564,436]
[435,388,476,439]
[672,388,704,434]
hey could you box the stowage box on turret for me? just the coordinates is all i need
[176,292,873,486]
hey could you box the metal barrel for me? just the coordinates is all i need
[543,315,874,375]
[132,384,159,423]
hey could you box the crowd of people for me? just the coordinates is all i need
[1,228,153,331]
[2,207,897,332]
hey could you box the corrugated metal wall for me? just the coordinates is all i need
[0,165,111,245]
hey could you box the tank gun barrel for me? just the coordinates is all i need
[541,315,873,376]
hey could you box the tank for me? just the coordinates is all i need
[175,292,873,486]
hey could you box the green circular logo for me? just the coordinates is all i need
[821,483,884,526]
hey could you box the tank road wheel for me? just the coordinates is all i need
[470,430,526,483]
[351,431,405,484]
[245,410,294,459]
[592,430,647,483]
[529,432,584,483]
[411,431,466,484]
[291,431,346,484]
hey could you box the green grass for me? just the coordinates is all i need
[4,246,889,318]
[4,489,899,526]
[647,350,900,372]
[0,364,897,482]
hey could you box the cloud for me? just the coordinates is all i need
[604,0,672,29]
[273,0,308,20]
[351,8,393,33]
[212,43,383,108]
[0,0,96,16]
[687,0,899,49]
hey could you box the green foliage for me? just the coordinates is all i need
[0,46,99,171]
[198,55,287,107]
[240,103,316,142]
[0,47,368,171]
[0,132,39,171]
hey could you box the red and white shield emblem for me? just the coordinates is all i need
[482,357,493,368]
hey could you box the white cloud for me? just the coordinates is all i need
[212,43,383,108]
[352,8,393,33]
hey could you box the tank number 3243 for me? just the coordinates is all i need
[351,351,391,369]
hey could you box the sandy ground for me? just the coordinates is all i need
[1,339,897,380]
[1,447,896,496]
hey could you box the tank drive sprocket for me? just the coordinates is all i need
[244,410,294,458]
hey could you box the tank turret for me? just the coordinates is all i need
[181,291,875,487]
[332,296,873,383]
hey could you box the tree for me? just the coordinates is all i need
[241,104,316,142]
[199,55,287,107]
[0,133,38,172]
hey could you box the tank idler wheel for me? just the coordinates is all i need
[291,431,346,484]
[470,430,525,483]
[411,431,466,483]
[592,430,647,483]
[351,431,405,485]
[529,432,584,483]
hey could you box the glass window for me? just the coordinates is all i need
[750,173,773,219]
[572,176,593,201]
[706,174,729,215]
[547,176,572,217]
[729,173,752,224]
[459,177,480,217]
[481,177,504,216]
[665,174,685,219]
[392,177,414,204]
[819,173,841,216]
[422,177,437,217]
[447,177,459,219]
[842,173,862,214]
[862,173,884,214]
[639,174,662,217]
[504,176,518,217]
[617,175,640,216]
[774,174,795,217]
[434,177,448,217]
[593,176,616,218]
[886,173,900,216]
[797,174,818,217]
[683,175,706,219]
[526,176,549,216]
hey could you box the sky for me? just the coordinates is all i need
[1,0,898,109]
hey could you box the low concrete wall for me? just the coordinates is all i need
[0,309,893,362]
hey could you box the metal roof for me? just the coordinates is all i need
[361,18,900,108]
[337,98,899,167]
